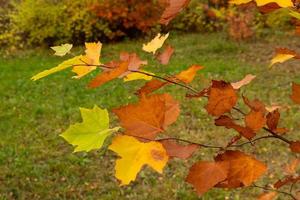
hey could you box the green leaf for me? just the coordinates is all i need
[51,43,73,57]
[60,105,120,152]
[31,55,84,81]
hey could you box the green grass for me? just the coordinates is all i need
[1,32,300,200]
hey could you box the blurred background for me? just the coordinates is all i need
[1,1,300,200]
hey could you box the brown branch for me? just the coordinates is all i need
[252,184,297,200]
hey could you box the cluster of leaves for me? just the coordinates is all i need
[31,0,300,199]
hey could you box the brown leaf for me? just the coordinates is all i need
[136,79,169,96]
[257,192,277,200]
[119,52,147,77]
[245,110,266,132]
[274,175,300,189]
[291,82,300,105]
[290,141,300,153]
[160,140,198,159]
[215,115,256,139]
[215,150,267,188]
[159,0,191,25]
[186,161,229,195]
[205,80,238,116]
[266,109,288,134]
[231,74,256,89]
[88,62,129,88]
[157,45,174,65]
[243,96,266,112]
[113,93,179,140]
[175,65,204,84]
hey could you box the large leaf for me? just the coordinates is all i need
[109,135,168,185]
[60,105,119,152]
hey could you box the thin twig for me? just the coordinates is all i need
[252,184,297,200]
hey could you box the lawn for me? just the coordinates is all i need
[1,32,300,200]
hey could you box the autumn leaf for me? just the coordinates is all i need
[215,115,256,139]
[157,45,174,65]
[266,109,288,134]
[284,159,300,175]
[186,161,229,195]
[159,0,191,25]
[88,62,129,88]
[119,52,148,77]
[108,135,168,185]
[290,141,300,153]
[230,0,293,8]
[51,43,73,56]
[160,140,198,159]
[142,33,170,54]
[245,110,266,132]
[123,70,154,82]
[269,48,298,68]
[291,82,300,104]
[175,65,204,84]
[60,105,119,152]
[136,79,169,96]
[231,74,256,89]
[274,175,300,189]
[215,150,267,188]
[257,192,277,200]
[205,80,238,116]
[113,93,180,140]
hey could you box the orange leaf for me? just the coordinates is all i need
[274,175,300,189]
[291,82,300,105]
[119,52,147,77]
[136,79,169,96]
[266,109,288,134]
[175,65,204,84]
[159,0,191,25]
[186,161,229,195]
[160,140,199,159]
[290,141,300,153]
[88,62,129,88]
[245,110,266,132]
[257,192,277,200]
[215,115,256,139]
[215,150,267,188]
[157,45,174,65]
[284,159,300,175]
[205,81,238,116]
[113,93,180,140]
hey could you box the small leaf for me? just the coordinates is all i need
[231,74,256,89]
[269,48,297,68]
[257,192,277,200]
[136,79,169,96]
[160,0,191,25]
[175,65,204,84]
[160,140,199,159]
[157,45,174,65]
[290,141,300,153]
[60,105,119,152]
[142,33,169,54]
[51,43,73,56]
[230,0,293,8]
[123,70,154,82]
[109,135,168,185]
[291,82,300,104]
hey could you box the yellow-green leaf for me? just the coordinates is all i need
[50,43,73,57]
[60,105,119,152]
[109,135,168,185]
[123,70,154,82]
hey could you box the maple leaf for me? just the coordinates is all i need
[266,109,288,134]
[257,192,277,200]
[186,161,229,195]
[291,82,300,104]
[88,62,129,88]
[60,105,119,152]
[205,80,238,116]
[142,33,170,54]
[108,135,168,185]
[159,0,191,25]
[156,45,174,65]
[113,93,180,140]
[231,74,256,89]
[230,0,293,8]
[215,150,267,188]
[215,115,256,139]
[123,70,154,82]
[120,52,148,72]
[160,140,198,159]
[290,141,300,153]
[50,43,73,57]
[175,65,204,84]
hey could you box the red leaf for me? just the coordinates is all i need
[291,82,300,105]
[290,141,300,153]
[159,0,191,25]
[136,79,169,96]
[156,45,174,65]
[160,140,198,159]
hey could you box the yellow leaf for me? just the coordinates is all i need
[50,43,73,57]
[109,135,168,185]
[230,0,293,7]
[142,33,169,54]
[31,56,85,81]
[269,54,295,68]
[123,70,154,82]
